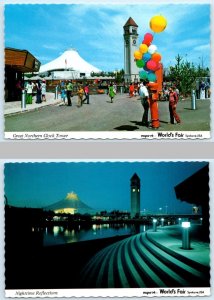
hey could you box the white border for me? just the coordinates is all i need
[1,159,213,299]
[4,288,211,298]
[4,131,211,140]
[1,0,213,141]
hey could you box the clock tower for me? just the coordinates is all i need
[130,173,140,218]
[123,17,139,83]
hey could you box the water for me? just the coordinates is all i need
[43,223,148,246]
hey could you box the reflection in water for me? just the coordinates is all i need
[43,224,148,246]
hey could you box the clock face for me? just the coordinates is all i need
[133,39,136,45]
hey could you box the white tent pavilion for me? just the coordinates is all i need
[39,48,101,79]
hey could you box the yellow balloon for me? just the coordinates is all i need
[150,15,167,33]
[134,50,142,60]
[139,44,148,54]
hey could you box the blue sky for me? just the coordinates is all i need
[4,161,208,214]
[5,4,210,71]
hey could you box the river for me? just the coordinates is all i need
[43,223,149,246]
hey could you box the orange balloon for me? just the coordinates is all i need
[152,53,162,62]
[134,50,142,60]
[139,43,148,54]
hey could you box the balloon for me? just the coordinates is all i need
[148,72,157,82]
[143,65,150,72]
[144,33,153,44]
[146,60,158,71]
[142,53,151,62]
[136,59,145,68]
[152,52,162,62]
[155,62,162,70]
[142,39,151,47]
[134,50,142,60]
[139,70,148,80]
[150,15,167,33]
[148,44,158,54]
[139,43,148,54]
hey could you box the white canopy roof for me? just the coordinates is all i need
[39,49,101,75]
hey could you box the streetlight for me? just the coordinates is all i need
[153,219,157,232]
[178,217,182,225]
[200,217,203,225]
[161,218,164,227]
[181,221,191,250]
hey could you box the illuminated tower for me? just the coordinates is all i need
[130,173,140,218]
[123,17,139,82]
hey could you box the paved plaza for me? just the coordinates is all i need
[5,93,210,132]
[81,224,210,288]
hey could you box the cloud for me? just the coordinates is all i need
[193,44,210,52]
[43,44,59,50]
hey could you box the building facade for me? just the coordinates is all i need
[130,173,140,218]
[123,17,139,83]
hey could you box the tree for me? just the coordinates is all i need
[167,55,210,96]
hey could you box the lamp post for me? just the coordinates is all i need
[181,221,191,250]
[21,89,26,110]
[200,217,203,225]
[153,219,157,232]
[178,217,182,225]
[161,218,164,227]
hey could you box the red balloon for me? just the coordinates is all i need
[142,39,151,47]
[155,62,162,71]
[146,60,158,71]
[144,33,153,43]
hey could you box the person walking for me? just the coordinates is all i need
[77,85,84,107]
[60,81,66,105]
[139,81,150,127]
[168,87,181,124]
[15,80,22,101]
[108,83,115,103]
[83,84,90,104]
[129,83,134,98]
[35,80,42,104]
[41,80,46,102]
[25,80,34,104]
[66,80,73,106]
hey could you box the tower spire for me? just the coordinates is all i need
[123,17,139,83]
[130,173,140,218]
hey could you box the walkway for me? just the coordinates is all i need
[81,225,210,288]
[4,92,61,115]
[5,94,210,132]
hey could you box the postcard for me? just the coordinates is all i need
[4,161,210,297]
[4,2,211,140]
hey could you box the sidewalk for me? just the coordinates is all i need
[4,92,62,116]
[147,224,210,267]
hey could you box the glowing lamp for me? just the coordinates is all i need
[153,219,157,232]
[182,221,191,228]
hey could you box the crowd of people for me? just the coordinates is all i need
[24,79,46,104]
[58,80,90,107]
[14,77,212,129]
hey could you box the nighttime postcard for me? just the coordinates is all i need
[4,162,210,297]
[4,3,211,140]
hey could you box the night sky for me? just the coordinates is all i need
[4,161,208,214]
